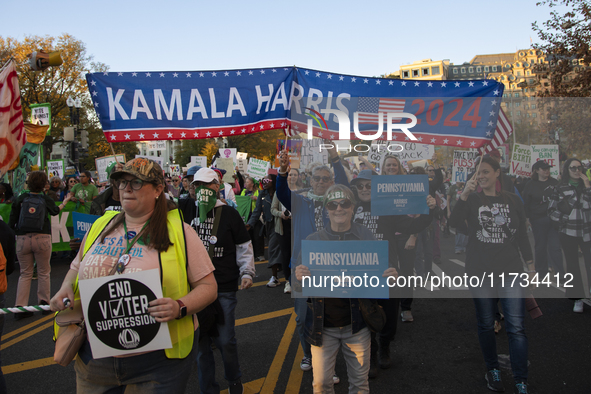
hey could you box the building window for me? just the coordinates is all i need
[492,66,497,72]
[517,111,521,116]
[412,69,419,77]
[506,93,511,98]
[527,113,530,118]
[514,102,520,107]
[432,66,440,75]
[422,67,430,76]
[526,70,530,76]
[461,67,466,73]
[531,104,536,109]
[516,71,522,76]
[484,66,490,72]
[524,104,529,109]
[477,66,482,72]
[532,113,537,118]
[453,68,458,74]
[403,71,409,78]
[516,119,521,124]
[514,93,520,98]
[468,67,474,73]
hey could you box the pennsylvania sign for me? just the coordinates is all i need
[87,66,504,149]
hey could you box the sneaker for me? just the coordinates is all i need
[228,380,244,394]
[256,256,266,262]
[514,382,528,394]
[300,356,312,371]
[494,320,502,334]
[574,299,584,313]
[266,276,279,288]
[455,250,462,254]
[485,369,505,392]
[284,281,292,294]
[401,310,414,322]
[333,374,340,384]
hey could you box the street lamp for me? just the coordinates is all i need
[66,96,83,170]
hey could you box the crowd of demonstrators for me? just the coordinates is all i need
[48,176,64,201]
[69,170,99,214]
[166,175,183,198]
[60,176,78,201]
[240,176,264,260]
[271,191,292,293]
[447,180,468,254]
[547,158,591,313]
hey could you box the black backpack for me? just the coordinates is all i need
[17,194,47,233]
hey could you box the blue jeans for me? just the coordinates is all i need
[455,233,467,253]
[531,216,564,277]
[471,285,528,383]
[295,296,312,359]
[197,292,242,394]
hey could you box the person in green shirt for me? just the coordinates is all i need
[69,170,99,214]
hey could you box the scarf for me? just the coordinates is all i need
[196,186,217,223]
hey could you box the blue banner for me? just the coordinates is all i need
[87,67,504,149]
[73,211,100,240]
[371,175,430,216]
[300,240,389,298]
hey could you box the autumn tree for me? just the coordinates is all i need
[0,34,138,171]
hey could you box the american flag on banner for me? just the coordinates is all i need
[356,97,406,124]
[480,107,513,154]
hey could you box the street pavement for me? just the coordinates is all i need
[2,230,591,393]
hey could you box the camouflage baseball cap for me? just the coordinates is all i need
[110,158,164,185]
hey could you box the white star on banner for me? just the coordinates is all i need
[483,81,489,86]
[414,82,420,87]
[294,125,299,130]
[376,80,381,85]
[248,70,254,75]
[272,69,277,73]
[160,73,165,77]
[224,71,229,77]
[236,71,241,76]
[457,140,463,145]
[211,72,217,77]
[418,137,423,141]
[318,131,323,137]
[305,70,310,75]
[486,131,492,137]
[280,122,285,127]
[146,73,151,77]
[103,72,109,76]
[427,82,433,87]
[94,102,99,107]
[218,131,224,135]
[389,81,394,85]
[139,133,145,139]
[331,134,335,139]
[489,111,496,117]
[251,127,256,131]
[173,73,178,78]
[153,133,159,138]
[206,131,212,137]
[270,123,274,128]
[351,77,357,82]
[405,136,410,141]
[167,132,173,138]
[327,74,333,79]
[488,121,494,126]
[186,73,192,77]
[193,132,199,137]
[443,138,449,144]
[241,128,246,133]
[284,68,289,71]
[260,70,266,74]
[92,91,97,96]
[90,80,97,86]
[316,72,321,77]
[392,135,397,140]
[117,72,123,76]
[181,132,186,138]
[363,79,369,84]
[431,138,436,143]
[441,82,447,87]
[454,82,460,87]
[125,134,130,140]
[493,90,499,95]
[230,129,235,134]
[468,81,474,87]
[199,72,204,77]
[260,124,264,129]
[110,134,116,141]
[401,81,407,86]
[132,72,137,77]
[491,100,497,106]
[339,76,344,81]
[470,141,476,146]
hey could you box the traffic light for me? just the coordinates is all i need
[71,141,79,165]
[80,130,88,149]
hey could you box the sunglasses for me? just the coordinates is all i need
[569,166,583,172]
[326,199,353,211]
[173,179,179,182]
[313,176,332,183]
[116,178,146,190]
[355,183,371,191]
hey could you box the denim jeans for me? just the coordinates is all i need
[470,285,528,383]
[455,233,468,253]
[531,216,564,277]
[559,233,591,299]
[15,234,52,306]
[295,296,312,359]
[311,326,370,394]
[197,292,242,394]
[74,335,196,393]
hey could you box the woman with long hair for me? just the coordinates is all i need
[450,156,534,394]
[547,158,591,313]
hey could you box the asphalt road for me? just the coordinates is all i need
[2,230,590,393]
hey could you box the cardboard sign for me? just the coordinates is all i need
[510,144,532,177]
[135,155,164,170]
[47,159,64,179]
[237,159,248,173]
[72,212,100,240]
[236,152,248,160]
[95,155,126,183]
[79,269,172,359]
[169,164,181,177]
[371,175,430,215]
[216,158,235,183]
[301,240,389,298]
[247,158,270,179]
[531,145,560,178]
[452,151,477,183]
[219,148,237,164]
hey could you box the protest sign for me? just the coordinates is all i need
[169,164,181,177]
[236,152,248,160]
[371,175,430,215]
[30,103,51,135]
[510,144,532,177]
[79,269,172,359]
[498,143,510,169]
[300,140,328,171]
[531,145,560,178]
[216,158,235,183]
[95,155,126,183]
[147,141,166,151]
[73,212,100,240]
[219,148,237,165]
[47,159,65,179]
[237,159,248,173]
[135,155,164,170]
[452,151,477,183]
[301,240,389,298]
[247,158,270,179]
[189,156,207,168]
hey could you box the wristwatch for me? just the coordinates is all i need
[175,299,187,319]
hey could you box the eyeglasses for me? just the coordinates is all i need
[173,179,179,182]
[313,176,332,183]
[116,178,146,190]
[355,183,371,191]
[569,166,583,172]
[326,199,353,211]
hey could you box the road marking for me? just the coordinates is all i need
[255,260,269,265]
[449,259,465,267]
[3,357,55,375]
[252,277,286,288]
[260,312,297,394]
[220,377,265,394]
[1,322,54,351]
[236,308,293,327]
[285,344,305,394]
[2,314,54,341]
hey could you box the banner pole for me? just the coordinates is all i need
[109,143,117,157]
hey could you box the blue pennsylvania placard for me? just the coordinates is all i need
[73,212,100,240]
[371,175,429,215]
[301,240,389,298]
